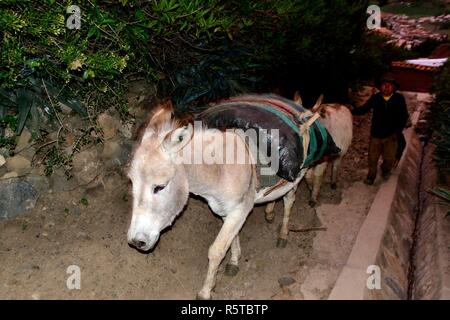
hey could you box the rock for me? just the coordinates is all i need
[0,154,5,167]
[30,165,46,176]
[4,127,14,138]
[126,80,157,110]
[72,148,102,184]
[101,140,121,160]
[49,169,78,193]
[58,102,73,115]
[14,128,32,154]
[5,155,31,176]
[24,176,49,194]
[102,171,126,190]
[119,121,134,139]
[97,113,121,140]
[66,114,85,132]
[19,146,36,162]
[64,132,76,147]
[84,183,104,197]
[278,276,296,288]
[1,171,18,179]
[0,178,40,218]
[101,140,133,168]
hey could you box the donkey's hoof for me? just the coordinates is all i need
[276,238,288,248]
[196,292,211,300]
[265,215,275,224]
[308,200,317,208]
[225,264,239,277]
[331,183,337,190]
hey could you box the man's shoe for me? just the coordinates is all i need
[364,178,374,185]
[382,171,391,180]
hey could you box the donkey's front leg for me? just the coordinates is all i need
[197,211,248,300]
[277,185,298,248]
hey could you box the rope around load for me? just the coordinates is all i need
[263,111,321,197]
[300,112,321,168]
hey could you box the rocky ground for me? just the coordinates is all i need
[0,86,419,300]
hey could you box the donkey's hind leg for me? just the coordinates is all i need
[225,235,241,277]
[331,157,341,190]
[309,162,327,207]
[277,185,298,248]
[265,201,276,223]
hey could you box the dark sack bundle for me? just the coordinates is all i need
[199,94,340,182]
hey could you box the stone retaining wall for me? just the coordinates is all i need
[412,144,450,299]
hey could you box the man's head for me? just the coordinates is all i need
[380,81,395,97]
[378,75,399,97]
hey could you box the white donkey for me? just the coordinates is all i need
[127,98,324,300]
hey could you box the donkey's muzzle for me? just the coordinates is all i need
[129,232,158,251]
[131,232,151,250]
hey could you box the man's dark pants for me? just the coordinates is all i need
[367,134,398,181]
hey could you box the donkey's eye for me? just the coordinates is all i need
[153,185,166,194]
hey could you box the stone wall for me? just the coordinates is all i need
[412,144,450,299]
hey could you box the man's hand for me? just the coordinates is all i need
[344,103,355,111]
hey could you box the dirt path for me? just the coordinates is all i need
[1,87,388,300]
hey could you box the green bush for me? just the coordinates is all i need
[430,60,450,182]
[1,0,408,134]
[1,1,241,116]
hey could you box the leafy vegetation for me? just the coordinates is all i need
[1,1,396,112]
[80,197,88,207]
[430,60,450,183]
[1,0,415,168]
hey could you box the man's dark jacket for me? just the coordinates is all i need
[352,92,409,139]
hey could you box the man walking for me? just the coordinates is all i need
[352,75,409,185]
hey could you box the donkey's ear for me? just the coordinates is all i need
[293,91,303,105]
[162,124,193,154]
[311,94,324,113]
[149,100,174,128]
